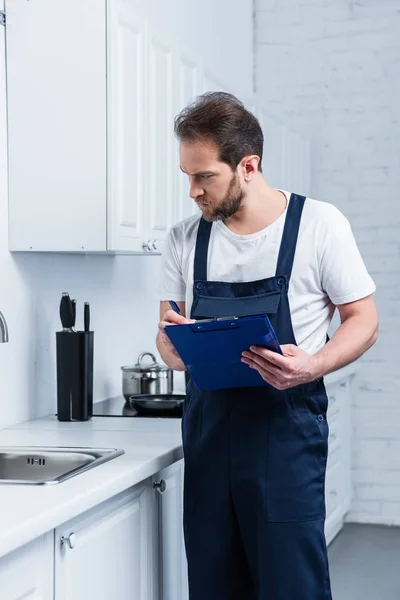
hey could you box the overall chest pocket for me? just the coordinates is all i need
[193,289,281,319]
[266,392,329,522]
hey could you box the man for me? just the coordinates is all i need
[156,92,378,600]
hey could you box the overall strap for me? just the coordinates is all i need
[275,193,306,280]
[193,218,213,281]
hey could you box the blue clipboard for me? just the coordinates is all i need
[164,314,282,391]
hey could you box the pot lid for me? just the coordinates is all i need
[121,352,170,373]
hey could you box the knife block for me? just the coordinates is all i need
[56,331,94,421]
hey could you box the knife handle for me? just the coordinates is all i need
[71,299,76,328]
[84,302,90,332]
[60,293,74,330]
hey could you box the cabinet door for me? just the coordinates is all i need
[107,0,147,252]
[0,532,54,600]
[200,69,230,94]
[55,484,156,600]
[175,49,201,222]
[324,376,353,546]
[153,459,188,600]
[257,107,285,190]
[281,127,311,196]
[145,26,176,252]
[6,0,107,252]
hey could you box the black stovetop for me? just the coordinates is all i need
[92,396,182,419]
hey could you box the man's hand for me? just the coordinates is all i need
[157,309,195,370]
[241,344,318,390]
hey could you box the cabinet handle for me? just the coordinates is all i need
[142,240,153,251]
[153,479,166,493]
[60,532,77,549]
[152,240,158,251]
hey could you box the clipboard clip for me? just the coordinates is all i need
[190,317,239,332]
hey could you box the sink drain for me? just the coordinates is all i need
[27,457,46,466]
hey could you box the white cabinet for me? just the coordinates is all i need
[0,532,54,600]
[256,102,311,196]
[281,125,311,197]
[6,0,108,252]
[54,483,157,600]
[107,0,147,252]
[145,26,176,252]
[175,50,201,222]
[5,0,267,254]
[201,70,230,95]
[153,459,188,600]
[5,0,175,254]
[324,374,353,546]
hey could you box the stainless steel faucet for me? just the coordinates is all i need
[0,311,9,343]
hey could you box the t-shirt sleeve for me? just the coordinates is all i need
[159,227,186,302]
[318,206,376,305]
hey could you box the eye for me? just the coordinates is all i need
[200,174,213,181]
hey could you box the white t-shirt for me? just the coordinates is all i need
[159,191,376,355]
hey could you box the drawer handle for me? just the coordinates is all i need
[60,533,77,549]
[153,479,166,493]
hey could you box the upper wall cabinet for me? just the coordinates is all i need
[5,0,181,253]
[256,103,311,197]
[6,0,109,252]
[106,0,147,252]
[175,48,201,223]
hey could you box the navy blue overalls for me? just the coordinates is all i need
[182,194,333,599]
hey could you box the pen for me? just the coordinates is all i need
[169,300,181,315]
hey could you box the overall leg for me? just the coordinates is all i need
[230,386,332,600]
[182,383,255,600]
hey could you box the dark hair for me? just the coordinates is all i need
[174,92,264,172]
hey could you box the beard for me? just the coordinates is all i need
[198,173,245,222]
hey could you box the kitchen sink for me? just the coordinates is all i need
[0,446,125,485]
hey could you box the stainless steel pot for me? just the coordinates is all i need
[121,352,173,400]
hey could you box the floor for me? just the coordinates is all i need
[328,523,400,600]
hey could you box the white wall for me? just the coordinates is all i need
[0,0,253,430]
[256,0,400,525]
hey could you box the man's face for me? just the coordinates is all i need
[179,140,245,222]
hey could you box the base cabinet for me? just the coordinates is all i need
[153,460,188,600]
[54,483,156,600]
[324,374,353,546]
[0,532,54,600]
[0,383,352,597]
[0,461,187,600]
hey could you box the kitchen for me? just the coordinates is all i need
[0,0,399,599]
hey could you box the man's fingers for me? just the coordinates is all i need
[243,352,282,375]
[161,310,195,325]
[247,345,289,367]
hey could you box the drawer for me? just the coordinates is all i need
[325,461,343,518]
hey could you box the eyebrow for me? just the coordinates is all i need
[179,167,216,177]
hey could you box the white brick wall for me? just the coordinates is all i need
[256,0,400,525]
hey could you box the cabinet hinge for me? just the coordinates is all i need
[0,11,6,27]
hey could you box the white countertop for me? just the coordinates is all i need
[0,363,356,561]
[0,415,183,560]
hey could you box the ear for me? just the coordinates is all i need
[240,155,260,181]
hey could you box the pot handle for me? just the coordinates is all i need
[137,352,157,366]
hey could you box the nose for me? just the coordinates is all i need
[189,177,204,200]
